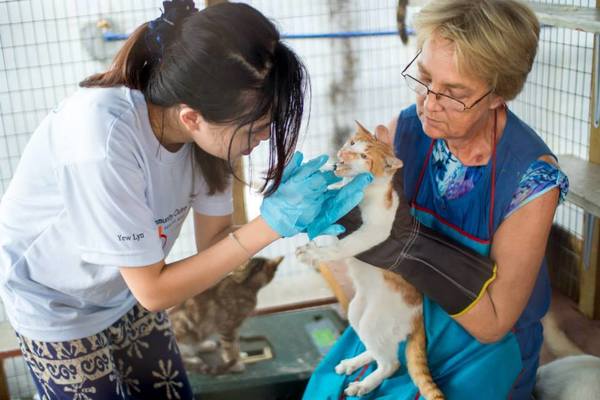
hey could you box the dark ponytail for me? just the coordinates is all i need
[80,2,308,195]
[81,0,197,90]
[80,23,153,90]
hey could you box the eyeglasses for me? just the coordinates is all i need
[401,51,494,112]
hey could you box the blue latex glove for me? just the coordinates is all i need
[306,172,373,239]
[260,152,342,237]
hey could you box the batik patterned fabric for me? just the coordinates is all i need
[16,304,193,400]
[432,139,485,200]
[432,140,568,214]
[505,160,569,217]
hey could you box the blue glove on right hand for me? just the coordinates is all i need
[306,172,373,239]
[260,152,341,237]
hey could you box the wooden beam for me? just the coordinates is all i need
[579,215,600,319]
[0,322,21,400]
[556,155,600,218]
[579,1,600,319]
[527,2,600,34]
[252,297,338,316]
[232,159,248,225]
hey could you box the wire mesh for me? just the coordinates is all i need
[535,0,595,5]
[0,0,596,398]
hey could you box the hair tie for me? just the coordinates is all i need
[146,0,198,62]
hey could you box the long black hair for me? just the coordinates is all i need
[80,1,308,195]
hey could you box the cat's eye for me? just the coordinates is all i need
[361,154,367,159]
[350,140,355,146]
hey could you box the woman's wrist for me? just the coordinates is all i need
[233,216,281,256]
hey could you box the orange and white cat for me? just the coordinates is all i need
[296,122,443,399]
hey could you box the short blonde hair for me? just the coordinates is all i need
[413,0,540,101]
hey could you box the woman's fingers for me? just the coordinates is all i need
[290,154,329,182]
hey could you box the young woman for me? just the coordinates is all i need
[0,2,371,399]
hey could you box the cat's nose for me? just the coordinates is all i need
[333,164,337,171]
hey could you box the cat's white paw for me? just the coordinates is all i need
[345,380,378,397]
[296,242,339,267]
[335,359,360,375]
[228,360,246,373]
[295,242,320,267]
[184,355,204,365]
[198,339,218,352]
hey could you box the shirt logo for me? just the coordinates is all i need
[158,226,168,249]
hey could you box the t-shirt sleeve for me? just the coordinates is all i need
[191,177,234,216]
[58,158,164,267]
[504,160,569,218]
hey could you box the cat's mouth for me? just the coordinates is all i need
[333,161,366,177]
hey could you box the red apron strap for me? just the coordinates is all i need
[488,107,499,241]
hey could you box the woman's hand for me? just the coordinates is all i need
[306,173,373,239]
[260,152,343,237]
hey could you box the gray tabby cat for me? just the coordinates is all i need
[168,256,283,374]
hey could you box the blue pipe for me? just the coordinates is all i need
[102,29,415,42]
[102,22,555,42]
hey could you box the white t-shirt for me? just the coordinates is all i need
[0,87,233,341]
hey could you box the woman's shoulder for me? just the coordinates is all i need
[504,158,569,218]
[398,104,419,123]
[494,109,563,218]
[51,87,147,165]
[501,109,553,164]
[66,86,136,113]
[393,104,428,152]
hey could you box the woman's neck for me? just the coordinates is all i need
[147,103,187,153]
[445,107,505,167]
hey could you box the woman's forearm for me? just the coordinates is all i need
[127,217,279,311]
[454,290,506,343]
[207,224,242,247]
[457,189,559,343]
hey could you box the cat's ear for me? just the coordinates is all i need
[385,156,404,171]
[270,256,284,268]
[230,262,252,283]
[375,125,391,143]
[354,120,372,136]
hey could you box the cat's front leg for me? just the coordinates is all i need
[308,229,386,263]
[219,328,245,373]
[296,241,329,267]
[295,241,343,267]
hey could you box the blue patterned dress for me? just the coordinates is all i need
[431,139,568,216]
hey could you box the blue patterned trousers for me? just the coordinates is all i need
[16,304,194,400]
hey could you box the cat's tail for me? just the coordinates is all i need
[542,310,584,358]
[396,0,409,44]
[406,312,445,400]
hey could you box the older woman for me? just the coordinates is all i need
[304,1,568,399]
